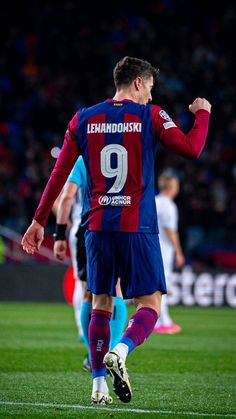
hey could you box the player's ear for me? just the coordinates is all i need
[134,76,142,91]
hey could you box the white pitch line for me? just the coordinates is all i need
[0,401,236,417]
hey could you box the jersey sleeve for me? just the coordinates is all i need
[151,105,210,159]
[67,156,84,187]
[33,112,81,226]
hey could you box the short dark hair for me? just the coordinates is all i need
[113,56,159,89]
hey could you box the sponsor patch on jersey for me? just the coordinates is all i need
[98,196,111,205]
[98,195,131,206]
[159,110,172,121]
[163,121,177,129]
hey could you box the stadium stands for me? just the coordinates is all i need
[0,1,235,268]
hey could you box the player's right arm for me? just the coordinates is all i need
[53,182,78,261]
[22,112,81,255]
[151,98,211,159]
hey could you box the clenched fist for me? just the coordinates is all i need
[189,98,211,114]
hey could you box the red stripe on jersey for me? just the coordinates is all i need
[87,113,106,230]
[120,113,142,231]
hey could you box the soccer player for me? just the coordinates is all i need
[21,56,211,405]
[53,156,127,372]
[153,170,185,334]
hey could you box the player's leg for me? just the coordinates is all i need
[85,231,117,404]
[75,224,93,369]
[113,232,166,356]
[110,280,127,349]
[79,227,127,372]
[104,233,166,403]
[155,264,172,327]
[72,279,84,341]
[68,221,84,339]
[104,291,161,403]
[115,291,161,358]
[89,293,114,404]
[154,258,182,334]
[80,285,92,371]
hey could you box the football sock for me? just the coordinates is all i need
[110,296,127,350]
[114,342,129,361]
[72,279,84,337]
[89,309,111,378]
[116,307,158,357]
[80,301,92,360]
[92,376,109,394]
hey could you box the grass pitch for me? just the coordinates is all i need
[0,302,235,418]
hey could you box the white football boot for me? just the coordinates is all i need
[104,349,132,403]
[91,391,113,405]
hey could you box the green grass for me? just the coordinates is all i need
[0,303,235,418]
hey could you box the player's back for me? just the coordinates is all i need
[77,99,158,233]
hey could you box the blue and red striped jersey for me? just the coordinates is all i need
[76,100,161,233]
[33,99,210,229]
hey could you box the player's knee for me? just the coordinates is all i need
[83,289,92,302]
[92,293,114,312]
[135,303,160,317]
[134,292,162,317]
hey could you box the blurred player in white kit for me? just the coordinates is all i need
[154,170,185,334]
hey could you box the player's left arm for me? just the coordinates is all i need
[151,98,211,159]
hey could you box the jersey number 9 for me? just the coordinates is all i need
[100,144,128,193]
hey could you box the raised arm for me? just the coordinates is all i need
[152,98,211,159]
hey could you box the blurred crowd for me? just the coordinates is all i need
[0,0,235,266]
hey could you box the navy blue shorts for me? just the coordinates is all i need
[85,231,166,299]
